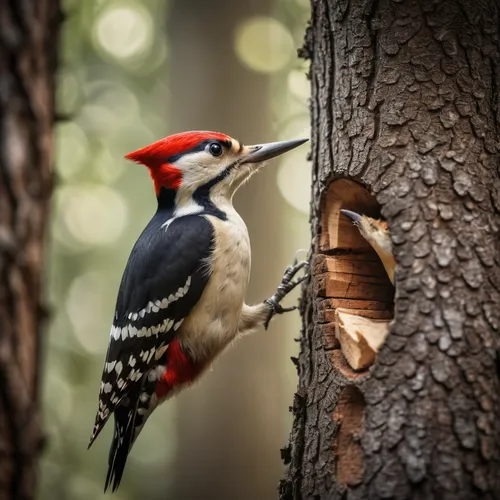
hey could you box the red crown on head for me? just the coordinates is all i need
[124,131,232,194]
[125,131,231,167]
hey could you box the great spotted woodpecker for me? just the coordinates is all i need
[88,131,308,491]
[340,209,396,284]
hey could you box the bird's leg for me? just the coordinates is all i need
[264,255,309,329]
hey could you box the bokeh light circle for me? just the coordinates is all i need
[288,69,310,100]
[56,123,89,180]
[276,151,311,214]
[57,185,128,247]
[234,17,294,73]
[66,271,112,355]
[94,4,153,62]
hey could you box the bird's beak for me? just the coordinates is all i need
[340,209,362,224]
[241,138,308,164]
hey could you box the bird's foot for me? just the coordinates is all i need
[264,252,309,329]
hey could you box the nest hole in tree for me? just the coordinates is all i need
[315,179,395,374]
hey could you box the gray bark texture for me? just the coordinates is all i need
[280,0,500,499]
[0,1,60,498]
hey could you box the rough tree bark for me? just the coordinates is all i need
[0,1,60,499]
[281,1,500,499]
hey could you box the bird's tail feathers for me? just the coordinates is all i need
[104,375,157,492]
[104,400,139,492]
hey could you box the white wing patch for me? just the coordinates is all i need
[97,273,193,433]
[125,274,192,323]
[110,313,183,344]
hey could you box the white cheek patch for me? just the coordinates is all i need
[174,149,237,192]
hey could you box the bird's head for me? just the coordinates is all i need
[125,131,308,203]
[340,209,395,284]
[340,209,392,255]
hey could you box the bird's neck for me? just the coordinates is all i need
[157,186,232,222]
[157,187,177,211]
[373,248,396,285]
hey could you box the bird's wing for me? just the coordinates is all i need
[89,214,213,446]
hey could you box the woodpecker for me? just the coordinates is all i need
[88,131,308,491]
[340,209,395,285]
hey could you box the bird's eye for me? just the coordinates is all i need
[209,143,223,157]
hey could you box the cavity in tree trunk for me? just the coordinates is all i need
[0,1,60,498]
[281,1,500,499]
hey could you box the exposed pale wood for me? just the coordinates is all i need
[324,308,393,323]
[319,298,392,311]
[335,310,390,371]
[316,298,393,324]
[336,308,392,320]
[329,350,367,381]
[315,274,394,302]
[313,254,387,277]
[331,272,389,285]
[319,179,380,252]
[315,253,381,264]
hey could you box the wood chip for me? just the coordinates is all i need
[335,309,390,371]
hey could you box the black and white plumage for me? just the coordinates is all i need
[88,131,308,492]
[104,362,161,491]
[89,211,213,442]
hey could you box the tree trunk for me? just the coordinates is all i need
[281,1,500,499]
[0,1,60,498]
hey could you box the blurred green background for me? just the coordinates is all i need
[42,0,311,498]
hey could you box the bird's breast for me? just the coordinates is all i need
[179,209,251,361]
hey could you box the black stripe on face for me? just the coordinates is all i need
[166,139,231,163]
[192,160,240,220]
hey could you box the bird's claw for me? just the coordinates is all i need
[264,258,309,330]
[292,249,309,266]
